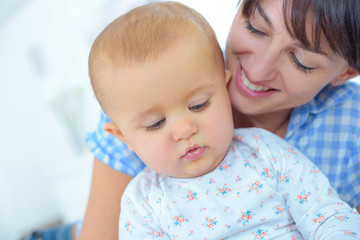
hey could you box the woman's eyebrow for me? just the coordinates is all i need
[256,5,272,29]
[256,4,331,60]
[295,43,331,59]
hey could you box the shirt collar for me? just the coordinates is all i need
[285,83,354,139]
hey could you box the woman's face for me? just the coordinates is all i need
[226,0,350,116]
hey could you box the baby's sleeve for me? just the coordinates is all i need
[259,129,360,239]
[86,110,146,177]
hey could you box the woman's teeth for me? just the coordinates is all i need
[241,70,270,92]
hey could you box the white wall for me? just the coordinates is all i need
[0,0,236,239]
[0,0,98,238]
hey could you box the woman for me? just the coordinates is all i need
[226,0,360,210]
[26,0,360,239]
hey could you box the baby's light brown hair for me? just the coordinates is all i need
[88,1,224,112]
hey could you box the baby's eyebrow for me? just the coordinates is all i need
[131,84,215,123]
[184,84,215,99]
[131,107,158,123]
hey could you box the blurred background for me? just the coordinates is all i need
[0,0,237,239]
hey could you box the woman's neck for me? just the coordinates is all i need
[232,107,291,138]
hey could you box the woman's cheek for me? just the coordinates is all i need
[228,31,243,53]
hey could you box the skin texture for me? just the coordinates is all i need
[226,0,357,136]
[103,37,233,179]
[81,21,233,240]
[225,0,359,212]
[79,1,359,239]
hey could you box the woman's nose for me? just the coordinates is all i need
[247,45,280,82]
[172,119,198,141]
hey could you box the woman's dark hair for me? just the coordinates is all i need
[240,0,360,73]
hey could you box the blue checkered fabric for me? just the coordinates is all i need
[86,81,360,208]
[285,81,360,208]
[86,112,146,177]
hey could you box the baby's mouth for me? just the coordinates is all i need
[181,145,206,160]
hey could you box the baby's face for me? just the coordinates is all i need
[105,36,234,178]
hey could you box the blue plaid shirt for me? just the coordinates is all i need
[86,81,360,208]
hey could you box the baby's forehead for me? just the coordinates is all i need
[106,24,207,63]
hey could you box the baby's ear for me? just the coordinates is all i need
[103,123,133,151]
[225,70,232,85]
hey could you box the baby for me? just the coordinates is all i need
[88,1,360,239]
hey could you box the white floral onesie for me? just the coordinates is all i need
[119,128,360,239]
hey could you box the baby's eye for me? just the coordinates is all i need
[189,100,209,112]
[146,118,165,130]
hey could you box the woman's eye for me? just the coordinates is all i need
[189,100,209,112]
[289,53,316,74]
[146,118,165,131]
[245,19,266,37]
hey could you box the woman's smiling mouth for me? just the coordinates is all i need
[241,69,270,91]
[236,64,277,97]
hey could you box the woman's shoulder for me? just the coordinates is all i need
[323,81,360,115]
[294,80,360,121]
[343,80,360,96]
[323,81,360,104]
[287,81,360,145]
[330,80,360,104]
